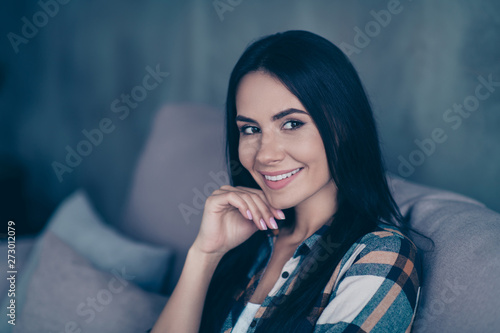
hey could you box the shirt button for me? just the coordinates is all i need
[281,271,289,279]
[250,319,257,327]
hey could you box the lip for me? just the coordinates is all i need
[259,168,303,177]
[260,167,304,190]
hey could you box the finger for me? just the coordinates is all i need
[235,186,286,221]
[218,185,283,227]
[217,187,271,229]
[219,184,236,191]
[228,189,277,230]
[219,192,268,231]
[245,192,279,230]
[230,191,271,230]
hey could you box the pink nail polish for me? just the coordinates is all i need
[259,218,268,230]
[269,217,278,229]
[277,210,285,220]
[246,210,253,220]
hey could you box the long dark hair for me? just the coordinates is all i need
[200,30,422,332]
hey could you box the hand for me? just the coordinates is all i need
[191,185,285,257]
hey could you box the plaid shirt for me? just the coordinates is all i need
[221,223,421,332]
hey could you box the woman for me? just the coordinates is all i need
[151,30,422,332]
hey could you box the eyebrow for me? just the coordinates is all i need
[235,108,308,124]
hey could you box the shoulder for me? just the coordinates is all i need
[331,225,421,300]
[314,226,421,331]
[354,225,419,262]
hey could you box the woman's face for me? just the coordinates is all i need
[236,71,335,210]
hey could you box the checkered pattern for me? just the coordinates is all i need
[221,224,421,332]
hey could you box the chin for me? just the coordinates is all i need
[266,194,297,211]
[255,180,298,209]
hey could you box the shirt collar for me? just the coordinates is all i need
[265,218,333,259]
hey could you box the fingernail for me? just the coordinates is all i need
[246,210,253,220]
[259,218,268,230]
[277,210,285,220]
[269,217,278,229]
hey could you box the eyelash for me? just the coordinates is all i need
[238,120,305,136]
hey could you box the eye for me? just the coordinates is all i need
[238,120,305,136]
[239,125,260,135]
[283,120,304,130]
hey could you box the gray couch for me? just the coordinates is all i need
[2,104,500,332]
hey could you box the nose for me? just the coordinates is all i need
[255,132,285,165]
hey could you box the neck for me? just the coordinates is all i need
[278,179,337,245]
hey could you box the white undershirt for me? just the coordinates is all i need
[232,302,261,332]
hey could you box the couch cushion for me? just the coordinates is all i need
[387,173,500,332]
[0,235,36,300]
[48,190,173,293]
[13,231,167,333]
[120,104,227,291]
[0,190,174,332]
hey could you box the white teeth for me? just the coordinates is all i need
[264,168,301,182]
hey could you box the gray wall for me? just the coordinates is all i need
[0,0,499,233]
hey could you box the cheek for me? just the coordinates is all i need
[299,138,330,178]
[293,131,326,163]
[314,147,331,179]
[238,140,258,168]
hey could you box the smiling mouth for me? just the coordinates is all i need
[263,168,302,181]
[261,167,304,190]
